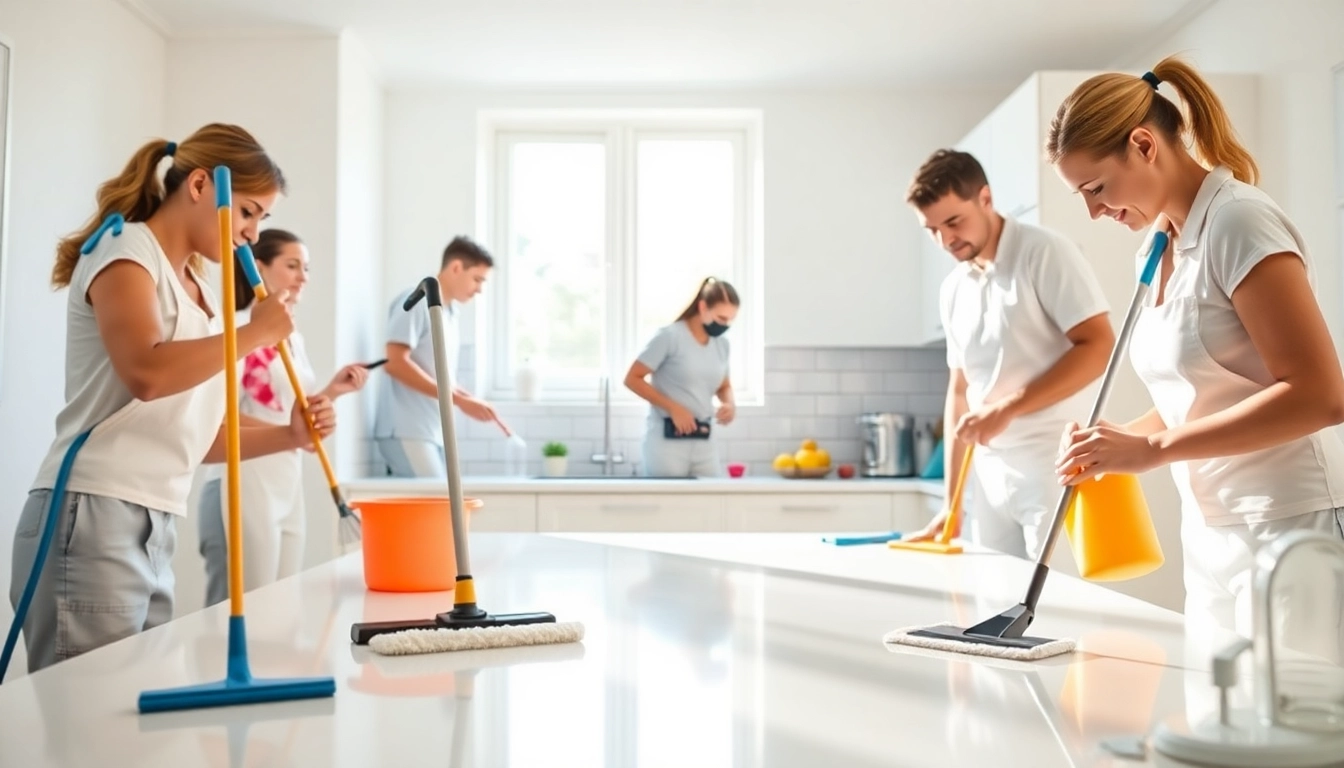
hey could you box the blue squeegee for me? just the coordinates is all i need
[137,167,335,713]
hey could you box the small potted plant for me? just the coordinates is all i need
[542,441,568,477]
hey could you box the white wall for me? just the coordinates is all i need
[380,86,1004,352]
[335,32,385,484]
[0,0,167,678]
[1119,0,1344,342]
[165,35,344,614]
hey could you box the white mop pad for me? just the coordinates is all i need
[369,621,586,656]
[883,622,1075,662]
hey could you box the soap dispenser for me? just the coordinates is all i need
[1152,530,1344,767]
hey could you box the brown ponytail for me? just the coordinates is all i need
[676,277,740,322]
[54,123,286,289]
[1045,54,1258,185]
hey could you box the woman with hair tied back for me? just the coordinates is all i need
[196,228,372,608]
[624,278,740,478]
[1048,56,1344,642]
[9,124,338,673]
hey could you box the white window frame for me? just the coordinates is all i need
[474,108,765,407]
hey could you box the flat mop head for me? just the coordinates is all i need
[369,621,586,656]
[884,622,1075,662]
[888,538,963,555]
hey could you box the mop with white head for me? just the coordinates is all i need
[883,623,1075,662]
[369,622,586,656]
[348,276,585,655]
[883,231,1171,663]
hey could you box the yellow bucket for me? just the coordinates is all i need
[1064,473,1164,581]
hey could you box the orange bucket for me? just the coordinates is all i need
[354,496,483,592]
[1064,473,1164,582]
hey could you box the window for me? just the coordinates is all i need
[477,110,764,405]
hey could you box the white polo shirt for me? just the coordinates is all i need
[941,214,1110,449]
[1130,165,1344,526]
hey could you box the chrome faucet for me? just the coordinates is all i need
[591,376,625,474]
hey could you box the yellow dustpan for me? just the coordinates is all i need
[1063,472,1164,581]
[890,444,973,555]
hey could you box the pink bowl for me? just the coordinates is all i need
[727,463,746,478]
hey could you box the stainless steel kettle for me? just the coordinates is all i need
[857,412,916,478]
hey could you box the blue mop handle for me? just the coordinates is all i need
[0,429,93,683]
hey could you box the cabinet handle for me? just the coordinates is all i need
[781,505,834,513]
[599,504,660,514]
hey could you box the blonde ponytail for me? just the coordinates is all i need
[1046,54,1258,185]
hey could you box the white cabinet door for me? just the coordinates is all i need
[469,494,538,532]
[919,233,949,345]
[989,75,1040,218]
[537,494,724,532]
[722,494,893,532]
[957,117,993,172]
[893,493,941,532]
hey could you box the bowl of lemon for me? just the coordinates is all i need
[773,439,832,479]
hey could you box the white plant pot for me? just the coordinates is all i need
[543,456,568,477]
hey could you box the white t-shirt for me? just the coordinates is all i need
[31,222,226,515]
[1130,166,1344,526]
[941,214,1110,449]
[372,287,459,445]
[202,307,317,483]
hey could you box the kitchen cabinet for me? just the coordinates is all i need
[537,494,727,532]
[469,493,538,532]
[722,494,892,532]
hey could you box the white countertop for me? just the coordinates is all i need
[0,532,1239,767]
[345,474,946,496]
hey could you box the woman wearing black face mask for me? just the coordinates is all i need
[624,278,740,477]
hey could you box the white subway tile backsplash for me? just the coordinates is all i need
[354,345,949,478]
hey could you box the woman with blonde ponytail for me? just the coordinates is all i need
[624,277,740,477]
[9,124,339,672]
[1048,57,1344,640]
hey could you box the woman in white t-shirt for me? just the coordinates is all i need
[7,124,337,674]
[1047,56,1344,640]
[197,228,370,606]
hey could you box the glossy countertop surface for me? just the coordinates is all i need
[345,474,946,496]
[0,532,1243,767]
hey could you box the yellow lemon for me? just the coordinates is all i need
[795,449,824,469]
[815,448,831,467]
[800,438,818,451]
[773,453,797,471]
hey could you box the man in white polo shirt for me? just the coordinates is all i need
[374,236,499,477]
[902,149,1115,559]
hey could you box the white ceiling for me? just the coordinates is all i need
[128,0,1216,89]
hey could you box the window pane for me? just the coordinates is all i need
[506,141,606,377]
[634,140,737,351]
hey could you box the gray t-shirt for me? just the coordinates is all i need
[636,321,730,427]
[373,286,459,445]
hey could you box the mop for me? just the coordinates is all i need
[884,229,1170,662]
[349,275,584,653]
[234,243,363,550]
[888,443,974,555]
[137,166,337,712]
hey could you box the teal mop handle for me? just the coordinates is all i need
[403,278,472,579]
[0,429,92,683]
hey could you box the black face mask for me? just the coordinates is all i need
[704,321,730,338]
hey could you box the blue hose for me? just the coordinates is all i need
[0,428,93,683]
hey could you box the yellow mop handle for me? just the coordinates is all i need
[234,246,340,491]
[938,444,975,545]
[217,168,245,620]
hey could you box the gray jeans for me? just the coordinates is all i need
[8,489,176,674]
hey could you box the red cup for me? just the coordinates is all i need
[727,463,746,478]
